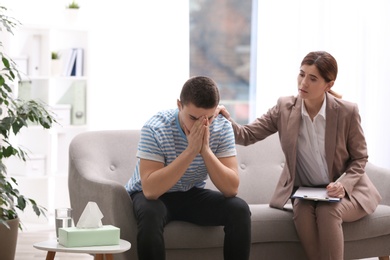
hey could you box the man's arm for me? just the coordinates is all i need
[200,115,239,197]
[140,155,239,199]
[203,152,239,197]
[140,117,206,200]
[139,147,198,200]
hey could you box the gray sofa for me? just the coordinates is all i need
[68,130,390,260]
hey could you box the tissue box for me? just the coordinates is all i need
[58,225,120,247]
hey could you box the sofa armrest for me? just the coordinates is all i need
[366,162,390,206]
[68,158,137,255]
[69,159,130,217]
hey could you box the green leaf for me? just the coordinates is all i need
[32,203,41,216]
[2,146,17,158]
[12,118,26,135]
[9,69,15,79]
[17,196,27,211]
[3,82,13,93]
[2,56,10,68]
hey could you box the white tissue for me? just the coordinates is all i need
[76,201,104,228]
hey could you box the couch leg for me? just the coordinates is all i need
[378,256,390,260]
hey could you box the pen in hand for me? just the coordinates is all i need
[334,172,346,183]
[327,172,346,198]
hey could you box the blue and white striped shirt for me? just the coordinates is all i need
[125,108,236,194]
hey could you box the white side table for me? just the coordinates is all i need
[33,239,131,260]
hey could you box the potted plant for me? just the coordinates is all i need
[51,51,60,60]
[0,6,56,259]
[64,1,80,24]
[66,0,80,9]
[51,51,61,76]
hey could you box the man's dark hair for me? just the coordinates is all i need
[180,76,220,108]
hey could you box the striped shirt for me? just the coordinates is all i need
[125,108,236,194]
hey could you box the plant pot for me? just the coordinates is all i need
[64,9,79,25]
[0,218,19,260]
[51,59,61,76]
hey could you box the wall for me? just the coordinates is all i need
[86,1,189,130]
[2,0,190,131]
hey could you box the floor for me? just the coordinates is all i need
[15,220,379,260]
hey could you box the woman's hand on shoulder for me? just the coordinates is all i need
[214,105,232,121]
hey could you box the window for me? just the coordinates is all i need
[189,0,257,124]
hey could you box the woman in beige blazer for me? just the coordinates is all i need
[216,51,381,260]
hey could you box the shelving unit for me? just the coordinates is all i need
[3,23,89,222]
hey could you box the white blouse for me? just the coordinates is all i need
[295,96,330,187]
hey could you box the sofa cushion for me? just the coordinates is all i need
[252,204,390,243]
[344,205,390,241]
[250,204,299,242]
[163,204,390,249]
[164,221,224,249]
[163,204,299,249]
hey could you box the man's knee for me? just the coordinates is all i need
[227,197,251,220]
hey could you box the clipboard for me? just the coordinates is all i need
[291,187,341,202]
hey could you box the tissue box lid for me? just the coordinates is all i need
[59,225,120,247]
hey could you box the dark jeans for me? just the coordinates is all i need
[131,187,251,260]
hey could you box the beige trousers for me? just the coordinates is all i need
[293,196,367,260]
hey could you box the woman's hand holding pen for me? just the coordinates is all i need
[327,173,346,198]
[327,182,346,198]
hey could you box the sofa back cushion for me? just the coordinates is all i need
[69,130,141,186]
[205,133,285,204]
[70,130,285,204]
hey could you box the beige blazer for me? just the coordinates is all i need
[231,93,381,214]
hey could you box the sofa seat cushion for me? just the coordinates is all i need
[343,205,390,241]
[250,204,299,243]
[251,204,390,243]
[163,204,390,249]
[163,204,300,249]
[164,221,224,249]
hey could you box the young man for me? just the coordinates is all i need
[125,76,251,260]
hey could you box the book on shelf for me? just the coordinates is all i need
[61,48,75,76]
[61,48,84,77]
[74,48,83,77]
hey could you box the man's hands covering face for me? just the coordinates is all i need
[183,116,210,155]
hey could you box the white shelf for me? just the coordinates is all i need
[4,23,89,217]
